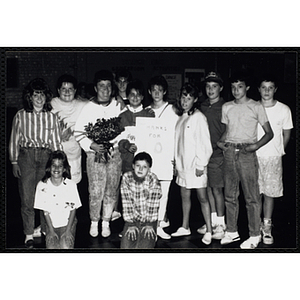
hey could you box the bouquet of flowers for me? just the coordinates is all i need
[83,117,124,163]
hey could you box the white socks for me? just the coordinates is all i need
[102,220,109,227]
[25,234,33,243]
[216,216,225,226]
[211,212,217,226]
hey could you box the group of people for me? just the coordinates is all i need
[8,67,293,250]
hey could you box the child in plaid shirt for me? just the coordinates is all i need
[120,152,162,249]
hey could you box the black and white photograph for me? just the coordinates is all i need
[1,3,299,299]
[3,48,297,252]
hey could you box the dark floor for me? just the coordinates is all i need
[5,137,297,252]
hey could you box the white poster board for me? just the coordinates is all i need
[133,117,175,181]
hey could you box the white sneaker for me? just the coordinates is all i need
[33,225,42,238]
[111,211,121,222]
[202,232,212,245]
[240,236,261,249]
[261,221,274,245]
[157,227,171,239]
[101,221,111,238]
[197,224,207,235]
[212,224,226,240]
[220,231,240,245]
[160,220,170,228]
[171,227,191,237]
[89,222,99,237]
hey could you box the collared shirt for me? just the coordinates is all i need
[121,171,162,223]
[9,109,62,163]
[201,98,226,157]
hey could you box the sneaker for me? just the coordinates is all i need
[220,231,240,245]
[160,220,170,228]
[157,227,171,239]
[197,224,207,235]
[25,239,34,249]
[202,232,212,245]
[171,227,191,237]
[89,222,99,237]
[197,224,217,235]
[101,221,111,238]
[240,235,261,249]
[33,225,42,238]
[261,221,274,245]
[111,211,121,222]
[212,224,226,240]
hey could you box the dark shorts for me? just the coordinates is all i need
[207,156,224,188]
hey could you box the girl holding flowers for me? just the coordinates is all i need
[75,70,124,238]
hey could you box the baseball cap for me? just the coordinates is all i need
[204,72,223,86]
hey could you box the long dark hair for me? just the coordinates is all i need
[42,150,71,182]
[23,78,53,112]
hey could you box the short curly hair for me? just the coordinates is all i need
[23,78,53,112]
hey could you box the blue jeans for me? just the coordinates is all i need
[121,221,157,249]
[86,150,122,222]
[18,147,51,235]
[223,143,261,237]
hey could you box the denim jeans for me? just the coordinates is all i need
[18,147,51,235]
[223,144,261,237]
[121,221,157,249]
[86,150,122,222]
[45,218,77,249]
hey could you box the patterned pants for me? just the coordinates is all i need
[86,150,122,222]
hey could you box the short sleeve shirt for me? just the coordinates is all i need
[34,178,82,228]
[221,99,268,143]
[256,101,293,157]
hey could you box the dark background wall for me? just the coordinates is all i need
[5,49,297,110]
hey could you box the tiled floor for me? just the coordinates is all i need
[5,138,297,252]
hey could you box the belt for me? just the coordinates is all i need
[225,142,250,150]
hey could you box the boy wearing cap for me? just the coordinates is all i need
[199,72,226,239]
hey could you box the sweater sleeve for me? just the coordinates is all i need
[9,112,20,164]
[50,113,63,151]
[74,104,94,152]
[195,112,213,170]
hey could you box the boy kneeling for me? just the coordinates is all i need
[120,152,162,249]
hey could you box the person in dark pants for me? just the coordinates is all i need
[9,78,62,248]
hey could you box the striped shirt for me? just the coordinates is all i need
[9,109,62,163]
[121,171,162,223]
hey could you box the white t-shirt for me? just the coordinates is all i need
[256,101,293,157]
[34,178,82,228]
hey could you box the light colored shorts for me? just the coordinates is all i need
[176,167,208,189]
[257,156,283,197]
